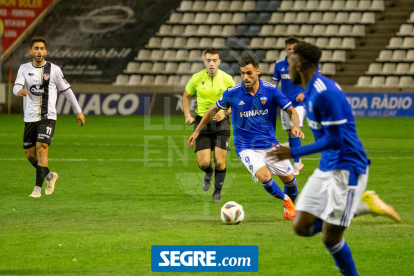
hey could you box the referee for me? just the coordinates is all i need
[183,48,235,202]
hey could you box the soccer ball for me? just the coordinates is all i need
[221,201,244,225]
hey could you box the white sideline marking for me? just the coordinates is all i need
[1,157,414,162]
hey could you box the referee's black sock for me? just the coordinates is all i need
[36,166,50,188]
[31,161,38,169]
[214,168,226,193]
[200,163,214,181]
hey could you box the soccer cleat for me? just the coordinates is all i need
[29,188,41,198]
[283,197,296,218]
[293,162,304,176]
[202,178,212,191]
[45,172,58,195]
[213,190,222,203]
[361,191,401,222]
[283,207,294,221]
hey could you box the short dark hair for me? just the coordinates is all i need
[203,47,219,57]
[238,54,259,68]
[293,41,322,68]
[30,37,47,48]
[285,37,299,46]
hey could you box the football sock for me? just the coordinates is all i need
[36,166,50,188]
[289,133,302,163]
[308,219,323,236]
[326,238,359,276]
[200,163,214,181]
[283,177,298,203]
[261,178,284,200]
[45,172,53,181]
[214,168,226,193]
[31,161,38,169]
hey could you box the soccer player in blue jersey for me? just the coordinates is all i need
[188,55,305,220]
[270,42,400,275]
[272,37,305,175]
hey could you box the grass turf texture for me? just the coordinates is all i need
[0,115,413,276]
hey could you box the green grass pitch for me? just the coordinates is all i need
[0,115,413,275]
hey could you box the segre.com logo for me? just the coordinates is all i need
[151,245,258,272]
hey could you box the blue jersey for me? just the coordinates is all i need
[291,72,369,174]
[272,57,305,108]
[216,80,292,154]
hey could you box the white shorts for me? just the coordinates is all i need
[281,106,305,130]
[296,168,368,227]
[239,148,294,183]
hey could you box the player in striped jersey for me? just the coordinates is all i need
[13,37,85,198]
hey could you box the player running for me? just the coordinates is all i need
[272,37,306,175]
[13,37,85,198]
[188,55,304,220]
[269,42,400,275]
[183,48,235,203]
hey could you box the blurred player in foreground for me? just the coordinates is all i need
[189,55,304,220]
[269,42,400,276]
[14,37,85,198]
[183,48,235,202]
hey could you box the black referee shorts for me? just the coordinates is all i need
[195,130,231,153]
[23,119,56,149]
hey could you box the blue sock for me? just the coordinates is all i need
[289,134,301,163]
[261,178,284,200]
[308,219,323,236]
[326,238,358,276]
[283,177,298,203]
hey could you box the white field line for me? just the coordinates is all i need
[1,157,414,162]
[0,141,412,153]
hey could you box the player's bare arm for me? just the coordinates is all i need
[285,106,305,139]
[296,93,305,102]
[213,107,231,122]
[183,90,194,125]
[271,81,279,85]
[188,104,220,147]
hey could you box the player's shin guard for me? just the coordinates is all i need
[199,163,214,181]
[36,166,50,188]
[261,179,284,200]
[214,168,226,193]
[289,134,302,163]
[326,238,359,276]
[283,177,298,203]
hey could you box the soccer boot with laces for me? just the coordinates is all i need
[283,197,296,218]
[29,187,41,198]
[361,191,401,222]
[45,172,58,195]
